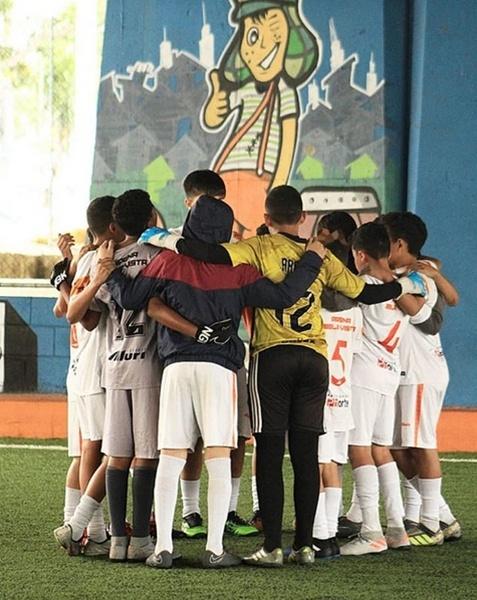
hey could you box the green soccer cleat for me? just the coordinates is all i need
[440,520,462,542]
[181,512,207,539]
[408,523,444,547]
[225,511,260,537]
[288,545,315,566]
[249,510,263,532]
[243,546,283,568]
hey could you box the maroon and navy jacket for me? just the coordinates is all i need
[106,249,322,372]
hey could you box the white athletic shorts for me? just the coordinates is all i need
[318,430,350,464]
[237,366,252,439]
[102,387,160,459]
[158,362,238,451]
[393,383,445,449]
[69,391,106,442]
[67,393,81,458]
[348,385,395,446]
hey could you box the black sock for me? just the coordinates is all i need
[132,466,157,538]
[255,432,286,552]
[288,429,320,549]
[106,467,129,537]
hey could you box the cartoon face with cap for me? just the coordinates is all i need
[239,7,289,83]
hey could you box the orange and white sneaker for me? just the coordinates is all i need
[385,527,411,550]
[340,531,388,556]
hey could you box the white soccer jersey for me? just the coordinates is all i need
[399,273,449,389]
[351,274,409,396]
[66,251,106,395]
[322,306,363,432]
[96,242,161,390]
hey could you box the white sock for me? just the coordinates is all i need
[205,457,231,556]
[346,481,363,523]
[155,455,186,554]
[324,487,341,537]
[403,475,421,522]
[439,495,456,525]
[418,477,441,532]
[312,492,329,539]
[228,477,241,513]
[69,495,101,541]
[353,465,382,534]
[337,465,345,517]
[251,475,260,513]
[180,479,201,517]
[87,505,107,542]
[64,487,81,524]
[377,462,405,529]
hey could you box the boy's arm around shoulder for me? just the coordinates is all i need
[239,240,326,309]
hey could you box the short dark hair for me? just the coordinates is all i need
[265,185,302,225]
[113,189,154,237]
[379,212,427,257]
[351,222,390,260]
[86,196,115,235]
[183,170,226,199]
[318,211,357,242]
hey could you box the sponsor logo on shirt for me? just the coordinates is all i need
[108,350,146,361]
[377,356,398,372]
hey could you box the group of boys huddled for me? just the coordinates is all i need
[52,170,461,569]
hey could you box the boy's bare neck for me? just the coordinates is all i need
[276,225,301,236]
[360,258,394,282]
[117,236,138,248]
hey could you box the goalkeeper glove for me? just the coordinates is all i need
[50,258,71,290]
[138,227,183,252]
[397,271,427,299]
[195,318,233,345]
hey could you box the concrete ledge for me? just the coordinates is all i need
[0,394,476,452]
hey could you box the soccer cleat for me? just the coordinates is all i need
[403,518,419,534]
[109,536,128,561]
[145,550,173,569]
[408,523,444,547]
[181,512,207,539]
[340,532,388,556]
[385,527,411,550]
[249,510,263,532]
[440,520,462,542]
[337,516,362,539]
[243,547,283,568]
[54,524,82,557]
[288,546,315,566]
[127,536,155,562]
[201,550,242,569]
[82,537,111,557]
[312,537,340,559]
[225,511,260,537]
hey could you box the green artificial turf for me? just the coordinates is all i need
[0,440,475,600]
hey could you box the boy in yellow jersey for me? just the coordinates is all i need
[139,185,426,566]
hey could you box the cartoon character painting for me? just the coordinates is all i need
[202,0,321,237]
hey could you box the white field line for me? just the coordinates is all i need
[0,444,476,463]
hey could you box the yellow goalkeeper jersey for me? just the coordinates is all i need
[224,233,365,358]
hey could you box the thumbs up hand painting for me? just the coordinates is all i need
[203,69,230,128]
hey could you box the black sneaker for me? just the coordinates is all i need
[201,550,242,568]
[337,516,361,539]
[312,537,340,559]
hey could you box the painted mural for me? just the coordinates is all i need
[92,0,398,237]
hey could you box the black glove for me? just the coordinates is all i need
[195,318,233,345]
[50,258,71,290]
